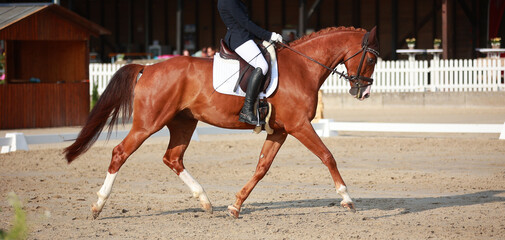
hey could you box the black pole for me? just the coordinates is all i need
[145,0,151,53]
[99,0,105,62]
[164,0,169,47]
[352,0,360,27]
[432,0,437,40]
[472,0,478,58]
[195,0,200,51]
[333,0,339,27]
[392,0,398,60]
[115,0,120,50]
[375,0,379,42]
[211,0,216,48]
[265,0,269,29]
[298,0,306,37]
[413,0,418,39]
[128,0,133,52]
[282,0,286,29]
[176,0,183,55]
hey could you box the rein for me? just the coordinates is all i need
[277,41,348,79]
[278,31,378,92]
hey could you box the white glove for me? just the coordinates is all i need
[270,32,283,43]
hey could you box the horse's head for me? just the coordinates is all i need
[342,26,379,100]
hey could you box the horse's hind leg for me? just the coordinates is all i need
[228,130,288,218]
[163,118,212,213]
[91,126,157,219]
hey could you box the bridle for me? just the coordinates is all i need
[278,31,379,96]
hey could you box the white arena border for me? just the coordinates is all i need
[1,120,504,153]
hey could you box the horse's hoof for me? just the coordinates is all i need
[227,205,240,219]
[341,201,356,213]
[91,203,101,219]
[201,202,213,214]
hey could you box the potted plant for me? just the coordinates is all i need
[433,38,441,49]
[491,37,501,49]
[406,38,416,49]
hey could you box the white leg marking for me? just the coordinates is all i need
[179,169,212,211]
[95,172,117,211]
[179,170,204,198]
[227,205,240,212]
[337,185,353,203]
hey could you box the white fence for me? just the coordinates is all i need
[90,59,505,96]
[322,58,505,93]
[89,63,125,96]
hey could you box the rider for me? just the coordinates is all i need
[218,0,283,125]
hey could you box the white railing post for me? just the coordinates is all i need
[429,59,436,92]
[500,122,505,140]
[492,59,498,91]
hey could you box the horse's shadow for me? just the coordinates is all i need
[101,190,505,220]
[243,190,505,219]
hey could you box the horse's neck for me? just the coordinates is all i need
[287,33,349,90]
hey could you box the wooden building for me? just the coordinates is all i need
[0,3,110,129]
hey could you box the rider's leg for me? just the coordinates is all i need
[235,40,269,75]
[235,40,268,125]
[238,68,265,125]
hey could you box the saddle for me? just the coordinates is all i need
[219,40,274,134]
[219,39,272,93]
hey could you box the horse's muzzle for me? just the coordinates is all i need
[361,85,371,100]
[349,85,371,101]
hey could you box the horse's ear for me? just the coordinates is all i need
[368,26,379,52]
[368,26,377,44]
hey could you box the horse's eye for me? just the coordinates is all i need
[367,58,376,65]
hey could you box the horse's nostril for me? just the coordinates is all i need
[364,93,370,99]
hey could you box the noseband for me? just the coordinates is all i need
[279,31,379,94]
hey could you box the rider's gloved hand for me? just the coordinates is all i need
[270,32,283,43]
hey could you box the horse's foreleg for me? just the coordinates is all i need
[163,119,212,213]
[91,127,154,219]
[290,122,355,212]
[228,130,287,218]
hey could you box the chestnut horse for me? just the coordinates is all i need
[64,26,379,219]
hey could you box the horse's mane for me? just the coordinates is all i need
[287,26,367,48]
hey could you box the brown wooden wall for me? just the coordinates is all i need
[0,9,91,41]
[64,0,488,61]
[5,40,88,84]
[0,83,89,129]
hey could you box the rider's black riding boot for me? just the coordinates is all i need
[239,67,265,125]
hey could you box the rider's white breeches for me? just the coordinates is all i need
[235,40,269,75]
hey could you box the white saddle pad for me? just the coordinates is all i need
[212,41,278,98]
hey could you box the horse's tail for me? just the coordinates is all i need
[64,64,144,163]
